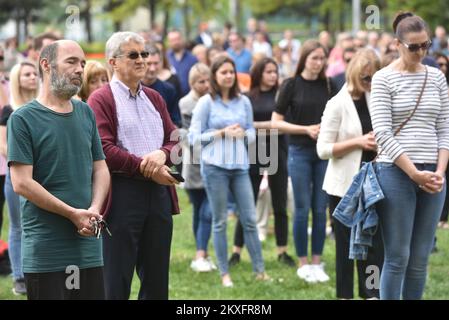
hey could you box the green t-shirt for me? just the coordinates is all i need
[7,99,106,273]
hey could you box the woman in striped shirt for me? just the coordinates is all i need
[370,12,449,300]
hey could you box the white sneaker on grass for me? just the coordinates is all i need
[311,263,330,282]
[296,264,317,283]
[190,258,213,272]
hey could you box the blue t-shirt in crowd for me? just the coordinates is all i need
[226,48,252,74]
[167,50,198,97]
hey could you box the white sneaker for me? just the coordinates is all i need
[311,263,330,282]
[206,256,217,270]
[296,264,317,283]
[191,258,213,272]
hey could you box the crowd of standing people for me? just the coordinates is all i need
[0,10,448,300]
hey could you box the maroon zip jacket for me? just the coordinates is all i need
[88,84,180,216]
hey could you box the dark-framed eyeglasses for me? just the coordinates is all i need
[401,40,432,53]
[360,75,372,83]
[115,51,150,60]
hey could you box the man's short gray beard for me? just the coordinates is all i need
[50,68,81,100]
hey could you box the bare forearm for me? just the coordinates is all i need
[394,153,418,179]
[13,178,75,220]
[254,121,273,130]
[0,126,7,158]
[271,119,309,135]
[436,149,449,174]
[89,164,111,213]
[332,137,361,158]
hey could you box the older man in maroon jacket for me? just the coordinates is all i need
[88,32,180,300]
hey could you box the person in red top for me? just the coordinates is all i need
[88,31,180,300]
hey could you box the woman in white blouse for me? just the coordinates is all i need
[317,49,384,300]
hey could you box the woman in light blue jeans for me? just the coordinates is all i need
[0,61,39,294]
[370,12,449,299]
[4,170,21,278]
[189,56,267,287]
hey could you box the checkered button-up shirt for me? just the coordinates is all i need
[110,76,164,157]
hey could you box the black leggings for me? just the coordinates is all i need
[233,164,289,248]
[329,195,384,299]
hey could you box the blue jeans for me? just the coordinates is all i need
[186,189,212,252]
[5,170,23,280]
[201,164,264,276]
[376,163,444,300]
[288,145,328,258]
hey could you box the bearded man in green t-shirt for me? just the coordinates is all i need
[7,40,110,300]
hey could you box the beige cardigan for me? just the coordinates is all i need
[316,85,370,197]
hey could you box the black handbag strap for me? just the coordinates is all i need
[374,66,428,162]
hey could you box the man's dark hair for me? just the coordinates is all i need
[39,42,59,79]
[33,32,60,52]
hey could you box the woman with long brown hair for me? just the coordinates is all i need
[189,55,269,287]
[230,57,294,267]
[370,12,449,300]
[272,39,333,283]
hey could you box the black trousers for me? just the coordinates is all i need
[24,267,104,300]
[233,157,289,248]
[329,195,384,299]
[103,176,173,300]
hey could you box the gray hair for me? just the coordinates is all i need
[105,32,145,60]
[144,44,161,58]
[39,42,59,78]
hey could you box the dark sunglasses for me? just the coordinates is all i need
[401,40,432,53]
[0,56,4,61]
[360,75,372,83]
[115,51,149,60]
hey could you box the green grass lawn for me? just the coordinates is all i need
[1,187,449,300]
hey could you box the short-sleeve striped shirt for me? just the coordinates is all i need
[370,65,449,163]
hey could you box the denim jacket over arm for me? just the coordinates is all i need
[332,162,384,260]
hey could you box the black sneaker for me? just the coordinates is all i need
[12,278,27,296]
[278,252,296,267]
[228,252,240,267]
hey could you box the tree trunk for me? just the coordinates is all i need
[15,13,21,45]
[162,5,170,40]
[324,9,331,32]
[149,0,156,28]
[114,21,121,32]
[182,2,191,39]
[235,0,242,33]
[85,0,93,43]
[24,17,29,39]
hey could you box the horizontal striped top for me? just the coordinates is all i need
[370,65,449,163]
